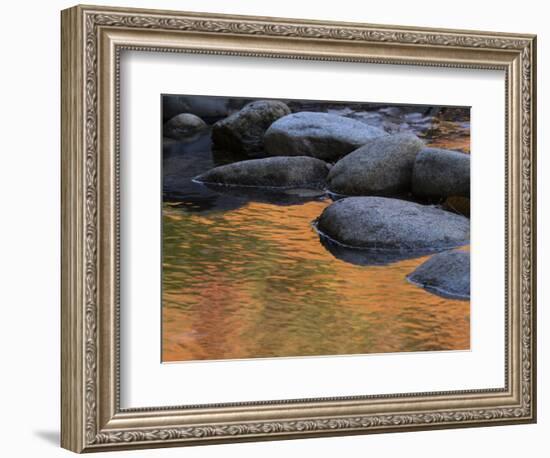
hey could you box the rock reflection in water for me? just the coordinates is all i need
[161,97,470,362]
[162,200,470,361]
[316,233,458,267]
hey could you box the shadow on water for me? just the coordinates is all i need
[163,128,328,212]
[315,230,451,267]
[161,96,471,361]
[198,182,328,207]
[163,129,248,213]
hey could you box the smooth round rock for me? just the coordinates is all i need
[194,156,330,189]
[211,100,291,155]
[263,112,388,161]
[163,113,207,140]
[412,148,470,198]
[315,196,469,251]
[327,133,424,196]
[407,250,470,299]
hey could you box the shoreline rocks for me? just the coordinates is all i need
[163,95,251,122]
[163,113,207,140]
[264,112,388,161]
[327,133,424,196]
[315,196,469,252]
[211,100,291,156]
[412,147,470,199]
[407,250,470,299]
[194,156,331,189]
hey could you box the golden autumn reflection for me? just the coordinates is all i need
[162,198,469,362]
[161,99,470,362]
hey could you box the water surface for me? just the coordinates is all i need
[162,104,470,362]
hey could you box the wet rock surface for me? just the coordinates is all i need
[163,113,207,140]
[412,147,470,199]
[315,196,470,251]
[211,100,291,156]
[327,133,424,196]
[263,112,388,161]
[407,250,470,299]
[194,156,330,189]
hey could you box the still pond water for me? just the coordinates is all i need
[162,107,470,362]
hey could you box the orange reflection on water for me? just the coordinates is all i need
[162,199,470,362]
[426,119,471,153]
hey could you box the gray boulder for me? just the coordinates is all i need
[263,112,387,161]
[163,113,207,140]
[211,100,291,155]
[412,148,470,198]
[327,133,424,196]
[193,156,330,189]
[407,250,470,299]
[315,196,469,251]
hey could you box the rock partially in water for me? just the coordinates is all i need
[211,100,291,156]
[327,133,424,196]
[194,156,331,189]
[315,196,469,251]
[263,112,388,161]
[407,250,470,299]
[163,148,248,214]
[412,147,470,198]
[163,113,207,140]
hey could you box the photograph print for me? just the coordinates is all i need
[161,94,471,363]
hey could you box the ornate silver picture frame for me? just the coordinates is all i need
[61,4,536,453]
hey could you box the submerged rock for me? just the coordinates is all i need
[194,156,330,189]
[211,100,291,155]
[407,250,470,299]
[412,148,470,199]
[264,112,387,161]
[327,133,424,196]
[315,196,469,251]
[163,113,207,140]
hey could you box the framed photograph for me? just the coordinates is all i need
[61,4,537,453]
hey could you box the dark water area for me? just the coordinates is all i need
[162,97,470,362]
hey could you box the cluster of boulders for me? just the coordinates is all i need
[166,99,471,299]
